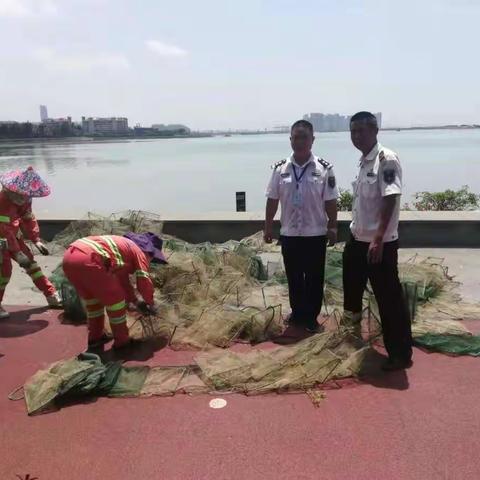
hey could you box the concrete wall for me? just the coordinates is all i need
[38,212,480,247]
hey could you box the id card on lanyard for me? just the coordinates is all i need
[292,164,308,206]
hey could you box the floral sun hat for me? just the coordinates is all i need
[0,166,51,197]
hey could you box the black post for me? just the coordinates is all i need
[236,192,246,212]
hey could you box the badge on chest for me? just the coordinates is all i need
[293,189,303,206]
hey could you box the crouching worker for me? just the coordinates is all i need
[62,234,163,351]
[0,166,61,319]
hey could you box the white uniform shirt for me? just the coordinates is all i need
[266,153,339,237]
[350,143,402,243]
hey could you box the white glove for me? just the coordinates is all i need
[35,241,49,256]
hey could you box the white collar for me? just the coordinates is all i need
[290,153,314,169]
[359,143,381,165]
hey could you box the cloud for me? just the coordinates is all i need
[0,0,30,16]
[0,0,58,17]
[145,39,188,58]
[39,0,57,15]
[32,47,130,72]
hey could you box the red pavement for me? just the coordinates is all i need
[1,307,480,480]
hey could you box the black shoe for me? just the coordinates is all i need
[87,333,112,350]
[305,322,321,334]
[381,357,413,372]
[285,314,304,327]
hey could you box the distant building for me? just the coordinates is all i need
[40,105,48,122]
[81,117,129,135]
[303,112,382,132]
[151,123,191,135]
[133,126,157,136]
[42,116,74,136]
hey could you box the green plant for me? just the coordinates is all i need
[337,189,353,211]
[414,185,480,211]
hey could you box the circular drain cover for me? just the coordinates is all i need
[209,398,227,409]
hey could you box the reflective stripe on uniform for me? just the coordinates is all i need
[135,270,150,279]
[106,300,126,312]
[30,271,45,280]
[78,238,110,258]
[87,308,105,319]
[108,314,126,325]
[0,215,10,223]
[101,236,125,267]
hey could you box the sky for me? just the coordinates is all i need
[1,0,479,130]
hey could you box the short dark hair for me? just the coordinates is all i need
[291,119,314,135]
[350,111,378,128]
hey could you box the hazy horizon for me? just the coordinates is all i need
[1,0,479,130]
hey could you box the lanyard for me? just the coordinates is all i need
[292,164,308,189]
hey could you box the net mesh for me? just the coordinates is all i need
[37,211,480,405]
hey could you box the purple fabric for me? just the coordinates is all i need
[124,232,167,264]
[0,166,51,197]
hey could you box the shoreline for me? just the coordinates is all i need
[0,126,479,143]
[0,133,213,143]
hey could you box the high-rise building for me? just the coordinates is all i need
[40,105,48,122]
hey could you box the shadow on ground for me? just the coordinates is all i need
[0,307,52,338]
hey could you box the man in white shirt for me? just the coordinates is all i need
[264,120,338,333]
[344,111,412,371]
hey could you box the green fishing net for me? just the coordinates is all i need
[414,333,480,356]
[24,212,479,414]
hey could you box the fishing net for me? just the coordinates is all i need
[48,214,480,351]
[28,213,480,414]
[50,264,86,322]
[48,210,163,253]
[414,333,480,356]
[23,335,369,415]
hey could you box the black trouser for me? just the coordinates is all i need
[281,236,327,327]
[343,236,412,360]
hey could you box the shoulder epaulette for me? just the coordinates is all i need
[318,158,332,170]
[272,159,287,170]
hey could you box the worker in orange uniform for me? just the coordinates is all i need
[0,166,62,319]
[62,234,159,350]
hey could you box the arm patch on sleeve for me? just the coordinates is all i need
[383,169,396,184]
